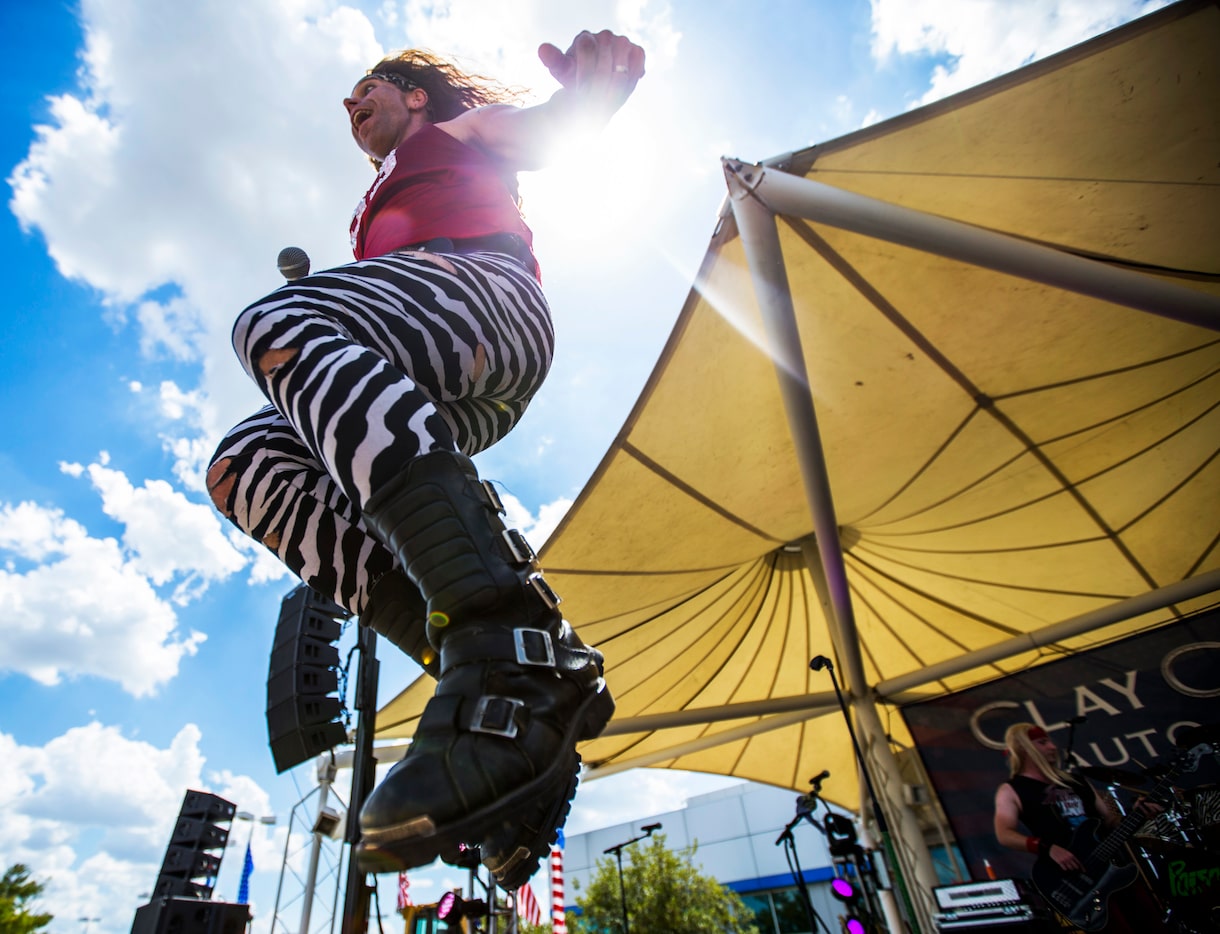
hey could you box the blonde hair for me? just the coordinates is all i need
[1004,722,1073,788]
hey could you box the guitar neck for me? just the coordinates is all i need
[1089,762,1184,863]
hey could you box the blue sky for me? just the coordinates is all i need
[0,0,1165,927]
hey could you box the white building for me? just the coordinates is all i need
[560,781,870,934]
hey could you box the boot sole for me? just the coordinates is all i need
[480,749,581,889]
[356,682,612,874]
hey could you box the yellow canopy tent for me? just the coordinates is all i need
[376,1,1219,924]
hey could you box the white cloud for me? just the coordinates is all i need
[0,723,277,926]
[869,0,1167,104]
[136,295,205,361]
[73,459,246,595]
[496,490,574,550]
[155,380,221,492]
[568,768,741,835]
[7,0,384,444]
[0,500,206,696]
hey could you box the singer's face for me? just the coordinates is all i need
[344,77,418,160]
[1031,732,1058,763]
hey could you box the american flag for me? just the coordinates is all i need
[396,871,411,910]
[517,882,542,926]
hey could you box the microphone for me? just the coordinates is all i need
[641,823,662,833]
[277,246,311,281]
[810,769,830,785]
[810,655,831,671]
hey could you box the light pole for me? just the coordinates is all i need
[602,822,661,934]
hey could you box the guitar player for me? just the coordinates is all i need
[993,722,1164,933]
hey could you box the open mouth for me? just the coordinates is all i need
[353,108,372,129]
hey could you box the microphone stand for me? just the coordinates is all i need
[602,823,661,934]
[1063,716,1085,773]
[775,777,831,934]
[341,626,379,932]
[811,655,919,934]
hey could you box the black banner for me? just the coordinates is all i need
[900,608,1219,882]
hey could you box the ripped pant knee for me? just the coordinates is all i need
[206,456,283,549]
[206,457,237,517]
[231,303,303,380]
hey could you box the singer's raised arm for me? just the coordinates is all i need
[440,29,646,170]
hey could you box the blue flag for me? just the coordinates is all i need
[237,842,254,904]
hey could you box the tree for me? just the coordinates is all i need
[0,864,54,933]
[568,834,759,934]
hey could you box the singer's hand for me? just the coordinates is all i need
[443,28,643,171]
[538,29,645,104]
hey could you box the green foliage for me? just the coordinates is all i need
[518,921,553,934]
[0,864,54,932]
[568,834,759,934]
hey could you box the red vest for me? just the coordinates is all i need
[350,124,534,262]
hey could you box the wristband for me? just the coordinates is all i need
[1025,836,1041,854]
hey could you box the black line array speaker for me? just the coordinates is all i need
[152,791,236,901]
[266,584,351,773]
[131,897,251,934]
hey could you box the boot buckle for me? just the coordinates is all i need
[528,575,561,609]
[514,628,557,667]
[501,528,539,568]
[481,480,506,515]
[470,695,523,739]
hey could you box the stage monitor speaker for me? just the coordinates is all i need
[265,585,351,773]
[131,897,251,934]
[150,790,236,902]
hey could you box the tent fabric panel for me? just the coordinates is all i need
[540,449,779,574]
[620,254,814,542]
[804,5,1220,270]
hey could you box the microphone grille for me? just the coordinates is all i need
[277,246,310,280]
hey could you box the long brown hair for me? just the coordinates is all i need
[365,49,523,123]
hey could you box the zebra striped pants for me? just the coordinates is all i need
[207,251,553,614]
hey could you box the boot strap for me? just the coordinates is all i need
[417,692,527,740]
[440,626,559,674]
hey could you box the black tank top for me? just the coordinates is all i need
[1007,774,1100,847]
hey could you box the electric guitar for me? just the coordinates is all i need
[1030,742,1209,932]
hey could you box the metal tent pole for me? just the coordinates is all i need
[722,159,1220,332]
[728,165,936,933]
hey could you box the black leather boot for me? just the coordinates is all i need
[360,570,438,678]
[355,450,614,887]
